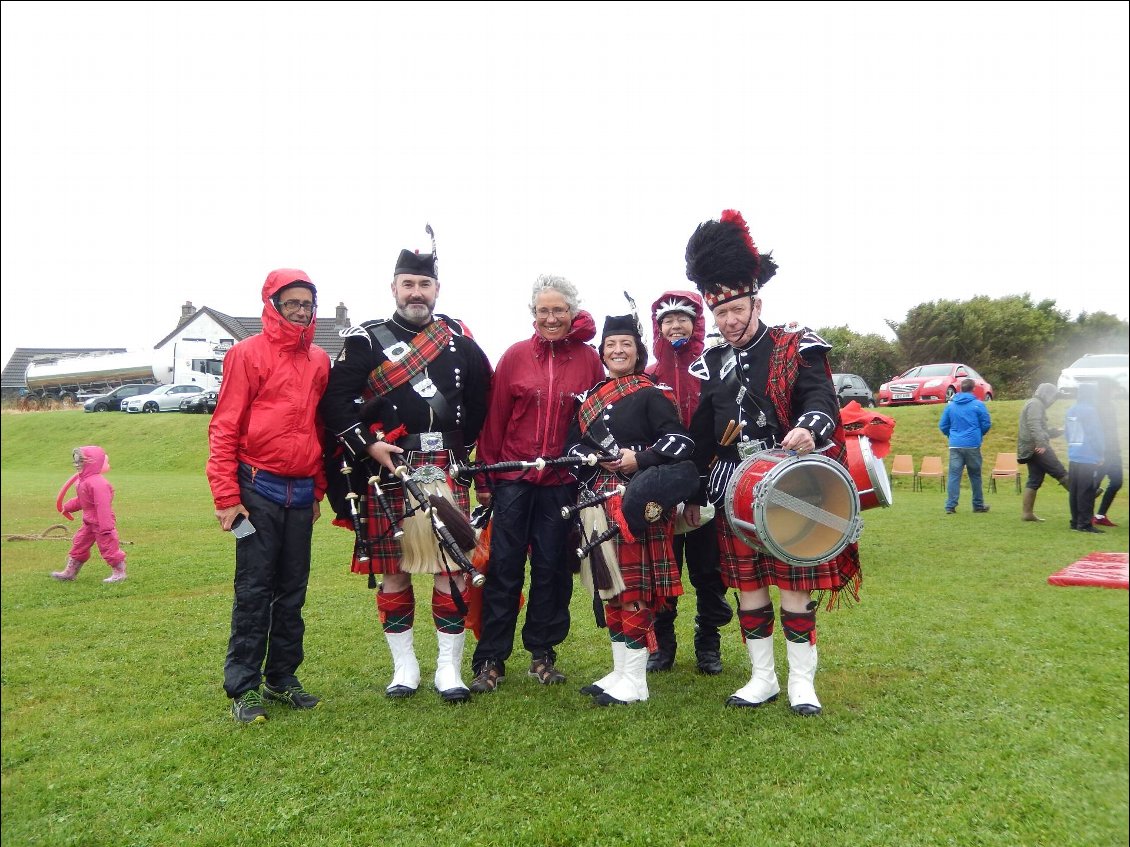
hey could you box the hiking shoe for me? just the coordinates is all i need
[262,681,322,710]
[973,506,990,513]
[469,660,505,694]
[944,508,956,515]
[529,655,566,685]
[231,689,268,724]
[1093,516,1117,527]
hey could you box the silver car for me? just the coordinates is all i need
[122,383,204,413]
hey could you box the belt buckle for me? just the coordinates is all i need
[420,431,444,452]
[382,341,411,362]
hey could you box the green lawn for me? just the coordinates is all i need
[1,409,1127,847]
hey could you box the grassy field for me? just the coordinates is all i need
[1,407,1127,847]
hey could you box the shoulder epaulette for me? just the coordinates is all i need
[435,314,466,337]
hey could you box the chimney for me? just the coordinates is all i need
[335,302,350,330]
[180,301,196,323]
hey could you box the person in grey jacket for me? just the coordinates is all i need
[1016,383,1068,522]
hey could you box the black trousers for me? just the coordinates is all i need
[658,519,733,642]
[1068,461,1101,530]
[472,481,576,675]
[1096,457,1123,516]
[223,484,313,698]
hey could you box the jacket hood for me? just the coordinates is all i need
[261,268,317,352]
[533,308,598,348]
[1075,380,1099,405]
[76,445,109,478]
[951,392,977,406]
[649,289,705,362]
[1034,383,1058,406]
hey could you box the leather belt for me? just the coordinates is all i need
[399,430,464,453]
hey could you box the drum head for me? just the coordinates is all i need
[726,450,861,567]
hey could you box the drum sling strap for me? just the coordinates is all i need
[577,375,652,455]
[365,320,453,423]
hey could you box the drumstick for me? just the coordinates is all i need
[709,420,745,469]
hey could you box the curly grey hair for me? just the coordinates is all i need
[529,274,580,316]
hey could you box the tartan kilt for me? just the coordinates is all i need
[351,451,471,576]
[586,470,683,606]
[715,514,861,599]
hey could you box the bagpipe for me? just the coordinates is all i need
[564,460,701,624]
[449,452,603,485]
[325,396,485,591]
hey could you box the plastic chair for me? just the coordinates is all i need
[989,452,1022,493]
[917,455,945,492]
[890,454,916,489]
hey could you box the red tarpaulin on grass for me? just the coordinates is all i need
[1047,552,1129,589]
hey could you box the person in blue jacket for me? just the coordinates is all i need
[1064,380,1106,533]
[939,378,993,514]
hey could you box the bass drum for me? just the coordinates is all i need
[845,435,893,510]
[724,448,862,568]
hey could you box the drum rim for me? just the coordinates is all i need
[852,435,893,507]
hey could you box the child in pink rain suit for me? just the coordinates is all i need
[51,446,127,583]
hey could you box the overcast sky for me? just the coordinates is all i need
[2,1,1127,371]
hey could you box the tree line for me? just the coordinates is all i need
[819,294,1129,400]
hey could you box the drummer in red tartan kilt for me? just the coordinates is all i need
[681,209,862,716]
[565,311,696,706]
[319,236,493,703]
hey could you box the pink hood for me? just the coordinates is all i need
[77,445,110,477]
[646,290,706,426]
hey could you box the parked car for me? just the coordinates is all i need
[179,390,219,414]
[878,363,993,406]
[1057,353,1129,397]
[831,373,875,408]
[123,383,204,413]
[82,383,156,412]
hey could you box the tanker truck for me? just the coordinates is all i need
[22,340,227,408]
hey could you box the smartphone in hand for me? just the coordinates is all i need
[231,514,257,539]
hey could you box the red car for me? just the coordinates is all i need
[878,363,993,406]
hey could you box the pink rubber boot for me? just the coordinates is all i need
[51,558,84,581]
[103,561,127,583]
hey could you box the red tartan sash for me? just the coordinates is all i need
[366,319,452,396]
[765,328,848,466]
[577,375,651,436]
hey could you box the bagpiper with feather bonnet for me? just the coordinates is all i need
[683,209,861,717]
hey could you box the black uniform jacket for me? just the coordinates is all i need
[319,313,493,460]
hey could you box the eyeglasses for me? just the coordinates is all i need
[535,307,571,319]
[280,300,316,312]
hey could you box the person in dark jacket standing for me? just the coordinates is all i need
[208,269,331,724]
[319,239,492,704]
[644,290,732,675]
[1017,382,1068,522]
[939,378,992,514]
[467,275,605,693]
[1065,380,1105,533]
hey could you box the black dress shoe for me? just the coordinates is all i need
[790,702,822,717]
[1075,525,1104,534]
[646,649,675,673]
[695,649,723,675]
